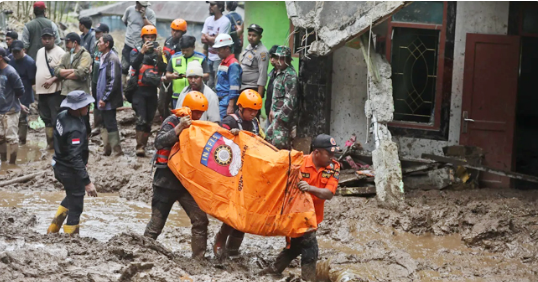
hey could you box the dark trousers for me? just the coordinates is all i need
[91,81,102,128]
[54,166,85,226]
[101,109,118,133]
[144,186,209,240]
[121,45,134,74]
[133,89,158,133]
[19,110,28,128]
[273,231,318,276]
[158,81,173,120]
[38,91,64,127]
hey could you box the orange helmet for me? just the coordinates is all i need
[182,91,208,112]
[141,25,157,37]
[171,19,187,32]
[237,89,263,110]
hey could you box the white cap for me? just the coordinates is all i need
[212,34,234,49]
[138,1,151,6]
[186,60,204,77]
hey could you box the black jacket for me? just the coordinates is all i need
[53,110,90,185]
[153,115,184,190]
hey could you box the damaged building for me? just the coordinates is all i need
[286,1,538,191]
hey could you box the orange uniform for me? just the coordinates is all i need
[300,154,340,224]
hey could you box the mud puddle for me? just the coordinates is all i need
[0,140,47,174]
[0,190,193,251]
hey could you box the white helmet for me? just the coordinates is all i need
[212,34,234,49]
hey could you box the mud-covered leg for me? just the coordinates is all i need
[178,190,209,259]
[214,223,233,259]
[226,228,245,257]
[259,237,301,275]
[300,231,318,282]
[144,186,176,240]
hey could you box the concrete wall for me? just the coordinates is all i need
[329,1,510,157]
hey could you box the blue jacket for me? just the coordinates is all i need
[8,54,36,107]
[96,50,123,110]
[216,54,242,102]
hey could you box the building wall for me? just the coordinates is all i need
[329,1,510,157]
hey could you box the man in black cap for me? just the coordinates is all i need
[79,17,96,55]
[8,40,35,145]
[90,23,110,136]
[260,134,341,282]
[5,31,18,55]
[240,24,268,97]
[55,32,92,137]
[46,90,97,236]
[0,47,25,164]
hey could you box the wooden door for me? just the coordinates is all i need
[460,34,520,188]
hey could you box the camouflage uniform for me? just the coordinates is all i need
[266,46,297,150]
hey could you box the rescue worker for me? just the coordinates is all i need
[0,47,24,164]
[47,90,98,236]
[165,35,210,109]
[145,91,209,260]
[213,33,242,119]
[96,34,123,156]
[22,1,61,60]
[129,25,165,157]
[214,89,263,259]
[260,134,341,281]
[159,19,187,120]
[8,40,35,145]
[266,46,298,150]
[90,23,110,136]
[240,24,268,97]
[174,60,219,123]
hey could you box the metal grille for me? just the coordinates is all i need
[391,28,440,123]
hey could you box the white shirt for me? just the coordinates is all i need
[35,46,65,94]
[175,84,221,123]
[202,15,232,62]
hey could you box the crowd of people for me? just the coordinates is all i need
[0,1,342,281]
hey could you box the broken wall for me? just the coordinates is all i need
[329,1,510,159]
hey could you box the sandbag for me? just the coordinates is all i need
[168,120,317,238]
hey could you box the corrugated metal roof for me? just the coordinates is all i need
[80,1,244,24]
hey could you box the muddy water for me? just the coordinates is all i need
[0,190,192,250]
[0,140,46,173]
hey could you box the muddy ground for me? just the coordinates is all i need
[0,109,538,281]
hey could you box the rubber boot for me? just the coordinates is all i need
[18,123,27,145]
[108,131,124,156]
[63,224,80,236]
[101,129,111,156]
[301,262,317,282]
[8,144,17,164]
[226,233,244,257]
[135,131,145,157]
[0,141,6,162]
[192,235,208,260]
[45,127,54,150]
[47,205,69,234]
[213,225,232,259]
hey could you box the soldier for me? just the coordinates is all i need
[145,91,209,260]
[265,46,298,150]
[46,91,98,236]
[213,89,263,259]
[260,134,341,281]
[240,24,269,97]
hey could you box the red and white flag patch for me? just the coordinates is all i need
[72,138,81,145]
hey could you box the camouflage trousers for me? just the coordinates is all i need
[266,121,292,150]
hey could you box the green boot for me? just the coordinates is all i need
[108,131,123,156]
[101,129,111,156]
[45,127,54,150]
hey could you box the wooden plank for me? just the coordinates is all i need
[336,186,376,196]
[422,154,538,184]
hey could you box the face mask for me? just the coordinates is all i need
[70,48,75,54]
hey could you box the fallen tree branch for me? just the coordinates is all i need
[0,172,45,187]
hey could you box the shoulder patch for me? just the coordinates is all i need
[260,52,267,61]
[55,119,63,136]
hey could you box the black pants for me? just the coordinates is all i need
[273,231,318,273]
[101,109,118,133]
[133,88,158,133]
[144,186,209,240]
[121,45,134,74]
[158,81,173,120]
[38,91,64,127]
[19,110,28,129]
[54,166,85,226]
[91,81,102,128]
